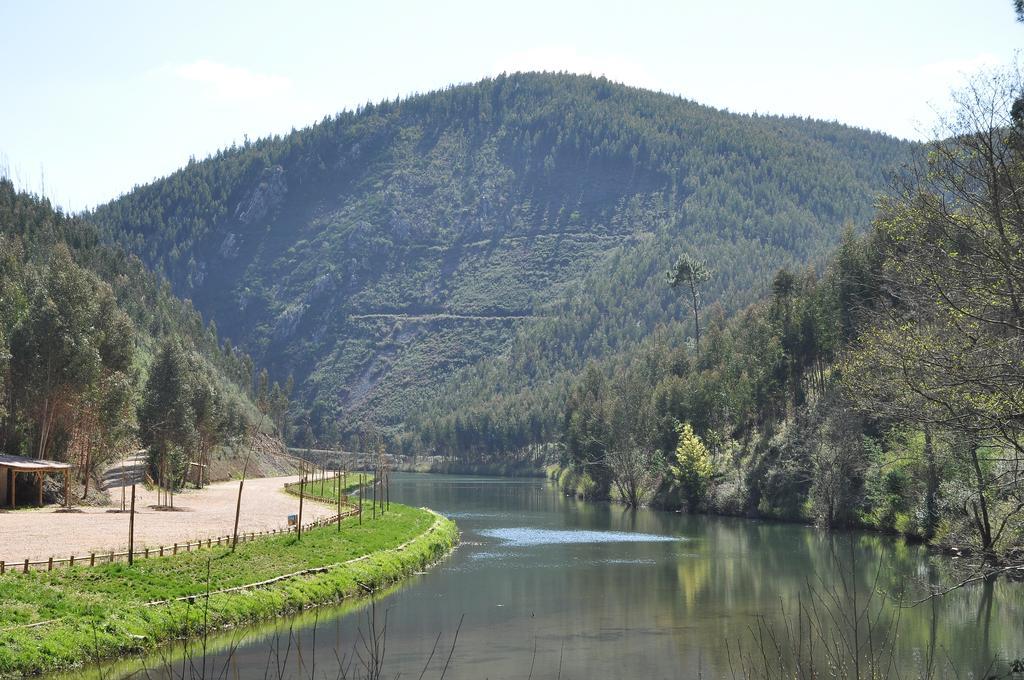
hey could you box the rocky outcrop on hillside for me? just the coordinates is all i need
[235,165,287,226]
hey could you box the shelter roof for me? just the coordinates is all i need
[0,454,72,471]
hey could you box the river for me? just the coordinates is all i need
[72,473,1023,679]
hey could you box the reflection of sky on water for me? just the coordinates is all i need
[444,511,509,519]
[480,527,682,546]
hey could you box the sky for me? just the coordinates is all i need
[1,0,1021,212]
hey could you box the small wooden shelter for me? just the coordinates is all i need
[0,454,72,509]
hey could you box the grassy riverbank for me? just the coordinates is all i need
[0,502,457,678]
[284,474,366,499]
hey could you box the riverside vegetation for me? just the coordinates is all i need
[554,69,1024,570]
[0,500,457,678]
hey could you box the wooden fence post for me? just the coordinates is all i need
[297,474,305,541]
[48,557,53,571]
[232,474,245,550]
[23,558,29,573]
[90,553,95,566]
[128,484,136,566]
[69,555,74,567]
[1,560,5,575]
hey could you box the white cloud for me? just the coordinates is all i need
[492,46,665,92]
[171,59,292,101]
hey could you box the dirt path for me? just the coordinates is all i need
[0,475,334,563]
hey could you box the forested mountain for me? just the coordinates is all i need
[0,179,267,493]
[91,72,911,448]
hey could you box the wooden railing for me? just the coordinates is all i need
[0,504,361,575]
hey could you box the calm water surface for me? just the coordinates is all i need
[79,473,1023,679]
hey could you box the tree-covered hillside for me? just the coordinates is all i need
[91,72,911,446]
[0,179,267,493]
[549,69,1024,565]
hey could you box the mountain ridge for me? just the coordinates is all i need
[90,71,913,447]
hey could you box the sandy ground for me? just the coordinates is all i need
[0,475,334,563]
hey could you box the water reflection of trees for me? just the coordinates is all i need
[656,515,1023,676]
[420,478,1021,676]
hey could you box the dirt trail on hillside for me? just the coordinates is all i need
[0,475,333,563]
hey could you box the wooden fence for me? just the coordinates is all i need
[0,504,362,575]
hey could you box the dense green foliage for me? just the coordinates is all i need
[90,73,910,447]
[557,71,1024,562]
[557,234,867,512]
[0,503,457,677]
[0,179,261,489]
[668,422,714,510]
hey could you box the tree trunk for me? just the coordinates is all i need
[967,440,995,562]
[690,282,701,351]
[83,438,91,498]
[923,426,938,540]
[37,397,51,460]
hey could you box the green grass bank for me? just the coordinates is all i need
[284,475,367,499]
[0,501,457,678]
